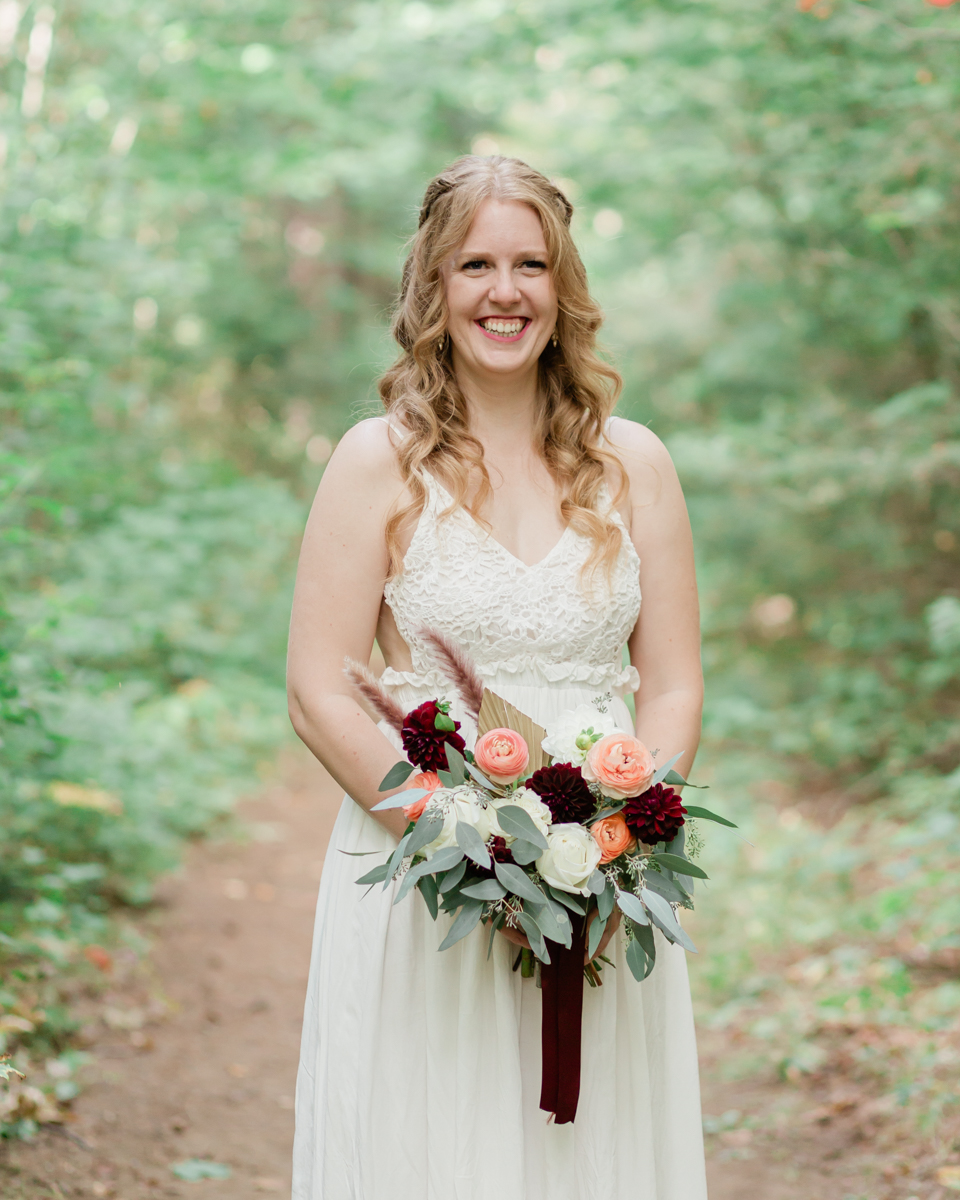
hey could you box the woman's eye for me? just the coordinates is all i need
[462,260,487,271]
[522,259,547,271]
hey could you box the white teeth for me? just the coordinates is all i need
[480,319,525,335]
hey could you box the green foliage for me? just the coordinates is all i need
[0,0,958,1137]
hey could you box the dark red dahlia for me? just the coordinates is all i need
[475,836,513,879]
[527,764,595,825]
[400,699,466,773]
[489,835,513,864]
[622,784,686,845]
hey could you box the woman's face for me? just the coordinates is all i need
[442,198,558,385]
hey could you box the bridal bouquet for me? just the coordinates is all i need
[346,630,735,1124]
[346,632,735,984]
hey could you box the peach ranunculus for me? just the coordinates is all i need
[590,813,637,864]
[474,728,530,784]
[582,733,655,800]
[402,771,442,821]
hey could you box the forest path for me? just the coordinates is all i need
[3,748,834,1200]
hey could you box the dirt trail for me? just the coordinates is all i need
[2,748,844,1199]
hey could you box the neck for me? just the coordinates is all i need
[451,355,541,449]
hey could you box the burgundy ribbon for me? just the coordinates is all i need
[539,917,587,1124]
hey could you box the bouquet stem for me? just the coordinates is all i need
[520,948,535,978]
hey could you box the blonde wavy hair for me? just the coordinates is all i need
[379,155,627,584]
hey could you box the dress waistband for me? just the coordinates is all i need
[379,656,639,698]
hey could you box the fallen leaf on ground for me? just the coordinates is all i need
[170,1159,232,1181]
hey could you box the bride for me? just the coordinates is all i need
[286,155,707,1200]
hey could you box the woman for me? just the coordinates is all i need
[287,155,707,1200]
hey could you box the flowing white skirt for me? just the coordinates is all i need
[292,677,708,1200]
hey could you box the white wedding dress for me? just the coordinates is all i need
[292,464,708,1200]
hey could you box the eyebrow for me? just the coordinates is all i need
[454,248,549,261]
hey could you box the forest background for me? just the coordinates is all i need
[1,0,959,1178]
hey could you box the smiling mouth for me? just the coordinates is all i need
[475,317,530,341]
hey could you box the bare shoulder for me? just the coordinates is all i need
[604,415,680,509]
[314,417,407,507]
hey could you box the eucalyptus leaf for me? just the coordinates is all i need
[517,912,551,964]
[641,870,689,906]
[546,885,586,915]
[405,811,444,856]
[444,742,467,784]
[650,852,708,880]
[652,751,684,786]
[355,861,391,886]
[438,770,455,788]
[371,787,427,812]
[664,768,707,789]
[683,805,737,828]
[509,839,541,865]
[438,899,484,951]
[597,879,616,922]
[465,761,497,790]
[527,898,572,948]
[640,889,697,952]
[616,889,650,925]
[379,760,415,791]
[382,832,412,889]
[587,912,607,961]
[394,857,434,904]
[587,869,606,895]
[417,873,439,919]
[456,821,491,869]
[486,912,504,960]
[438,860,468,893]
[338,849,381,857]
[493,861,547,905]
[494,805,549,850]
[423,846,464,874]
[461,878,507,900]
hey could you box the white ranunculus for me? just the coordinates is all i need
[536,823,602,895]
[422,786,493,858]
[541,704,618,767]
[491,787,552,843]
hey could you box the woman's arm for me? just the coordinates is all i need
[286,419,412,840]
[608,418,704,778]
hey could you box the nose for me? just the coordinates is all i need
[487,265,521,308]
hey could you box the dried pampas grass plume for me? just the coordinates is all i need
[344,658,405,733]
[417,626,485,721]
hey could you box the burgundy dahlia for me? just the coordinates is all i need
[400,700,466,773]
[474,835,513,879]
[527,764,595,825]
[622,784,686,845]
[489,835,513,864]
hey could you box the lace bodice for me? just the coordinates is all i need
[382,470,642,697]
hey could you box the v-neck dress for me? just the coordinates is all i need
[292,466,707,1200]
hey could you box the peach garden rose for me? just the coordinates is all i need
[590,813,636,864]
[474,728,529,784]
[582,733,656,800]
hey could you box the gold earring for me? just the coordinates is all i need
[551,329,559,348]
[437,333,446,353]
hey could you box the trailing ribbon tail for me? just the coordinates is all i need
[539,916,587,1124]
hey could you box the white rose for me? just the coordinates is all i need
[536,823,602,895]
[422,786,494,858]
[491,787,552,843]
[541,704,618,767]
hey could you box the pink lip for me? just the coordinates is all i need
[474,318,531,343]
